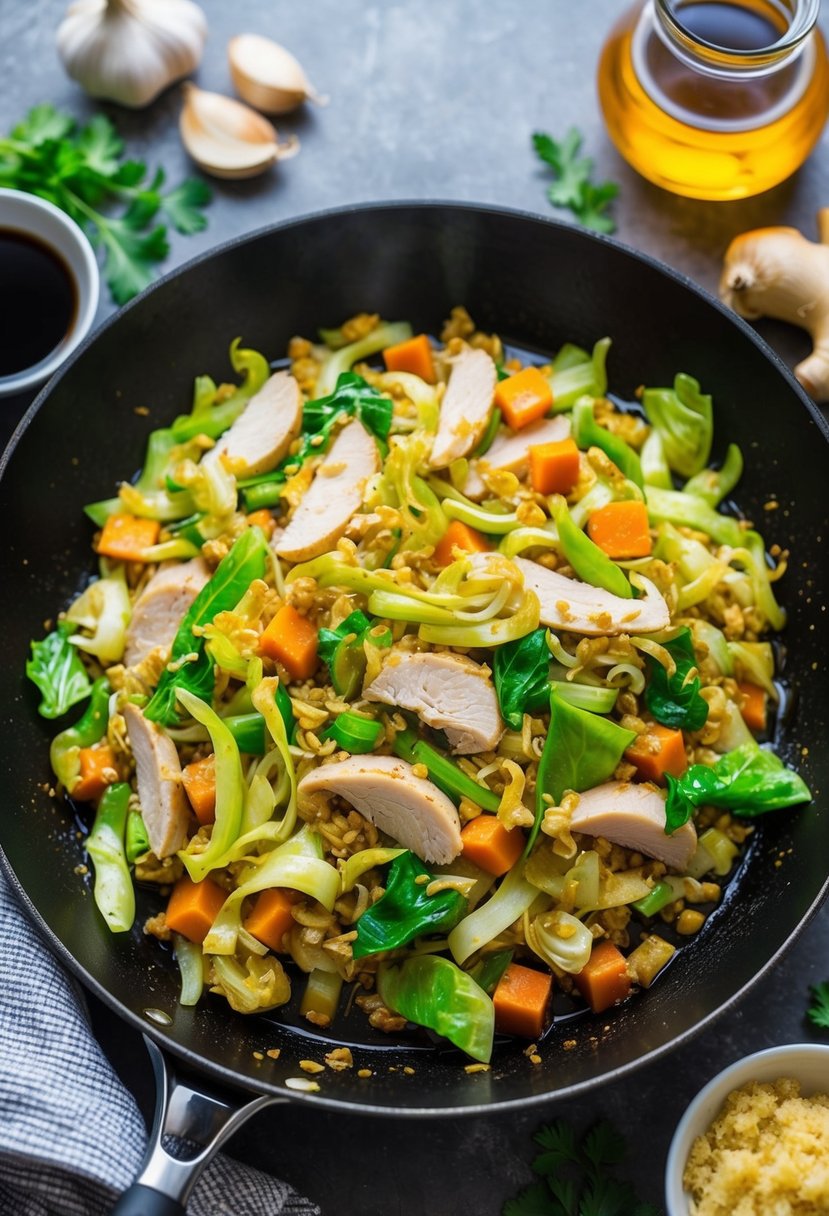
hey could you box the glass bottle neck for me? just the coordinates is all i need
[653,0,819,75]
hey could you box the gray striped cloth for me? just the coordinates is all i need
[0,870,319,1216]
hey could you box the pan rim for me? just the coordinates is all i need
[2,198,827,1115]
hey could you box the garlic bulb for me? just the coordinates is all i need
[179,84,300,180]
[228,34,326,115]
[57,0,207,109]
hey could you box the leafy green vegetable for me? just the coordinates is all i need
[503,1118,660,1216]
[807,982,829,1030]
[531,693,636,850]
[318,609,373,667]
[26,620,92,720]
[85,783,134,933]
[125,810,150,864]
[684,444,743,507]
[571,397,644,490]
[532,130,619,235]
[144,527,269,725]
[353,851,466,958]
[0,105,210,303]
[642,373,713,479]
[303,371,393,444]
[549,339,611,410]
[643,628,709,731]
[644,485,743,547]
[378,955,494,1062]
[170,340,270,443]
[392,726,500,812]
[494,628,552,730]
[549,496,634,600]
[664,743,812,834]
[176,689,244,882]
[315,321,412,396]
[49,676,110,788]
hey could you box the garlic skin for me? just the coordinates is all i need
[228,33,326,115]
[179,84,300,180]
[720,208,829,403]
[57,0,207,109]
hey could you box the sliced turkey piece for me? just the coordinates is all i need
[298,755,462,864]
[275,419,380,563]
[124,558,210,668]
[569,780,697,870]
[123,703,191,859]
[514,557,670,636]
[364,651,504,754]
[462,415,571,500]
[202,371,303,477]
[429,347,497,469]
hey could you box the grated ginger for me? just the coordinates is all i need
[683,1077,829,1216]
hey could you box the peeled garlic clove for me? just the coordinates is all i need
[57,0,207,110]
[179,84,299,179]
[228,33,327,115]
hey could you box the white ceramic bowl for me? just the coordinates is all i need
[0,188,99,398]
[665,1043,829,1215]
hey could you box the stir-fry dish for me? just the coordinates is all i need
[28,308,812,1064]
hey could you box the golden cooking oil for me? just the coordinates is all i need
[598,0,829,199]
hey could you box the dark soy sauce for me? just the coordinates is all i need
[676,2,783,50]
[0,229,76,377]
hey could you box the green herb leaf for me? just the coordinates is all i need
[12,103,74,146]
[353,851,466,958]
[378,954,494,1062]
[504,1180,560,1216]
[532,129,619,235]
[644,628,709,731]
[665,742,811,834]
[807,982,829,1030]
[162,178,213,235]
[533,1120,578,1175]
[493,628,552,730]
[26,620,93,720]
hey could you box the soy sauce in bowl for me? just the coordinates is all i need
[0,228,76,377]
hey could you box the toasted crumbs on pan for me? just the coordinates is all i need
[563,1040,577,1051]
[73,864,88,876]
[523,1043,538,1058]
[403,1066,415,1076]
[299,1060,325,1074]
[465,1063,491,1074]
[285,1077,320,1093]
[530,1054,542,1066]
[134,406,150,416]
[325,1047,353,1071]
[252,1051,264,1061]
[357,1069,373,1078]
[266,1048,281,1060]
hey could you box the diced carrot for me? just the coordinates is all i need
[574,940,631,1014]
[587,500,652,558]
[433,519,491,567]
[461,814,525,877]
[493,962,554,1039]
[246,509,275,538]
[96,513,160,561]
[243,887,300,952]
[71,745,118,801]
[529,437,581,495]
[382,334,436,384]
[494,366,553,430]
[182,755,216,825]
[625,724,688,784]
[259,603,319,680]
[165,875,227,945]
[737,681,767,734]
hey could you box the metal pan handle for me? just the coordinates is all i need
[111,1035,287,1215]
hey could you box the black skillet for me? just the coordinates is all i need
[1,203,827,1212]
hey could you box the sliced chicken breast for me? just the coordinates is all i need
[275,419,380,563]
[463,415,571,500]
[202,371,303,478]
[364,652,504,754]
[514,557,670,636]
[569,780,697,870]
[123,703,191,859]
[298,755,462,864]
[124,558,210,668]
[429,347,497,469]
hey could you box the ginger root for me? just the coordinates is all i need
[719,208,829,403]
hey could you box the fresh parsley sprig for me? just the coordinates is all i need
[808,982,829,1030]
[0,104,211,305]
[532,129,619,235]
[504,1119,661,1216]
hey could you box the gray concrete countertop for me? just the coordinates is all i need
[2,1,828,1212]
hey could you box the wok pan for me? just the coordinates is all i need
[1,202,827,1211]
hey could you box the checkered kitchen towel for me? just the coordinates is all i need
[0,870,319,1216]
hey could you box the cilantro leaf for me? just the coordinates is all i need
[808,981,829,1029]
[504,1181,560,1216]
[580,1121,626,1172]
[532,1120,578,1176]
[532,129,619,235]
[1,103,211,304]
[162,178,212,235]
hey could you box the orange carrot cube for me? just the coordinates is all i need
[625,725,688,784]
[529,437,581,494]
[587,500,652,558]
[495,366,553,430]
[182,755,216,825]
[461,814,525,877]
[166,876,227,945]
[383,334,436,384]
[574,940,631,1013]
[243,887,299,952]
[433,519,491,567]
[737,682,767,734]
[72,745,118,801]
[97,513,160,562]
[493,963,554,1039]
[259,603,319,681]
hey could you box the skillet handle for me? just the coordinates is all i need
[111,1035,287,1215]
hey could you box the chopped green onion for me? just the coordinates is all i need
[631,880,676,917]
[323,712,383,754]
[392,727,500,812]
